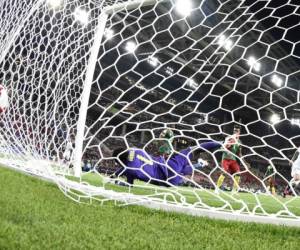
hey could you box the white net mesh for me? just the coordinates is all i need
[0,0,103,171]
[1,0,300,223]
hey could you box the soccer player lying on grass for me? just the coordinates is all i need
[110,141,221,187]
[283,147,300,197]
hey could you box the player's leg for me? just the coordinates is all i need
[282,169,300,198]
[286,167,300,197]
[216,160,230,190]
[231,160,241,192]
[282,186,288,198]
[232,175,240,192]
[269,177,276,195]
[216,174,225,189]
[283,183,294,198]
[292,171,300,183]
[266,178,271,194]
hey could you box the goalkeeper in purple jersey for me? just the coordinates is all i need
[111,140,221,186]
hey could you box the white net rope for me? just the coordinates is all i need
[1,0,300,222]
[0,0,102,170]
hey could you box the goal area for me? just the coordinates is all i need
[1,0,300,226]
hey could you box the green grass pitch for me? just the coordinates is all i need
[76,172,300,217]
[1,167,300,249]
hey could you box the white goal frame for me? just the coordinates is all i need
[73,0,162,177]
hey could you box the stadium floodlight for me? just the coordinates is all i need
[175,0,192,16]
[217,35,226,45]
[217,35,233,51]
[291,118,300,126]
[73,7,89,25]
[247,56,256,66]
[253,62,261,72]
[125,41,137,53]
[147,56,159,67]
[46,0,63,9]
[247,56,261,72]
[104,28,114,40]
[224,39,233,51]
[271,74,283,87]
[165,66,174,76]
[270,114,280,124]
[186,79,198,90]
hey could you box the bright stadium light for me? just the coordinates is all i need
[270,114,280,124]
[104,28,114,40]
[147,56,159,67]
[46,0,63,9]
[125,41,137,53]
[176,0,192,16]
[217,35,233,51]
[247,56,261,72]
[247,56,256,66]
[224,39,233,51]
[271,74,283,87]
[73,7,89,25]
[217,35,226,46]
[165,66,174,76]
[291,118,300,126]
[253,62,261,72]
[186,79,198,90]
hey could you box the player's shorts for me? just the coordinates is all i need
[222,159,240,175]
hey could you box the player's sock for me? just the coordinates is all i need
[233,175,240,191]
[283,185,291,197]
[271,187,276,195]
[217,174,225,188]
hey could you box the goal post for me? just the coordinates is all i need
[73,0,160,177]
[73,11,108,177]
[73,0,169,177]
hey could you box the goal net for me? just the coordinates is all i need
[1,0,300,225]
